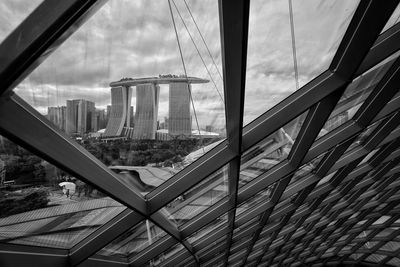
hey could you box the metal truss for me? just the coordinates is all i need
[0,0,400,266]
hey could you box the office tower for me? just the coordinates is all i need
[65,99,95,136]
[91,109,106,132]
[133,84,160,140]
[47,106,66,132]
[104,86,132,137]
[168,83,191,136]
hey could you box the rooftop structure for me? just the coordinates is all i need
[110,75,209,87]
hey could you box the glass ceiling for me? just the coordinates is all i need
[0,1,400,267]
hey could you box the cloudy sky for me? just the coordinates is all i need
[1,0,384,131]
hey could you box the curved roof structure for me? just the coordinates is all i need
[110,76,209,87]
[0,1,400,267]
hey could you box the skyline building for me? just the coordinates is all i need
[104,76,208,140]
[103,86,132,137]
[168,83,191,136]
[47,106,66,131]
[66,99,95,136]
[132,83,160,140]
[92,109,107,132]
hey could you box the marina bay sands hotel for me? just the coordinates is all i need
[103,75,208,140]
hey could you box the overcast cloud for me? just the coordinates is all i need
[2,0,362,131]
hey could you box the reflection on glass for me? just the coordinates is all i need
[0,136,125,248]
[0,0,43,43]
[240,112,307,186]
[164,165,228,225]
[98,220,166,257]
[146,243,185,267]
[186,213,227,245]
[14,0,225,194]
[289,152,326,185]
[244,0,359,125]
[316,170,337,187]
[344,119,382,153]
[236,184,276,217]
[356,148,379,167]
[376,228,396,238]
[318,51,400,139]
[380,241,400,252]
[198,235,225,262]
[348,253,363,260]
[366,254,387,263]
[388,258,400,266]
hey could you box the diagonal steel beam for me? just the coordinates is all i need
[356,21,400,76]
[146,141,235,213]
[0,0,106,96]
[0,243,68,267]
[0,93,147,215]
[69,209,143,266]
[242,70,346,152]
[329,0,398,80]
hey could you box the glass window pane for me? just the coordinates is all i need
[240,111,307,186]
[97,220,166,258]
[344,118,383,153]
[0,0,43,43]
[318,50,400,139]
[380,241,400,252]
[388,257,400,266]
[146,243,185,267]
[0,136,125,248]
[164,164,228,226]
[186,212,228,245]
[244,0,359,125]
[14,0,225,194]
[236,183,277,218]
[366,254,387,263]
[289,152,327,186]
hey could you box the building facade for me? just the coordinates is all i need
[168,83,191,136]
[132,83,160,140]
[65,99,95,136]
[103,86,132,137]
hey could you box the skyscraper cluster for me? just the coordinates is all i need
[47,99,107,136]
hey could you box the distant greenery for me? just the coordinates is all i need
[81,138,215,166]
[0,136,221,218]
[0,188,49,218]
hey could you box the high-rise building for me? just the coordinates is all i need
[66,99,95,136]
[106,105,111,122]
[47,106,66,131]
[104,86,132,137]
[133,83,160,140]
[105,76,207,140]
[91,109,106,132]
[168,83,191,136]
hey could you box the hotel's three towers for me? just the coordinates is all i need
[104,76,207,139]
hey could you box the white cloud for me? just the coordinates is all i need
[7,0,360,129]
